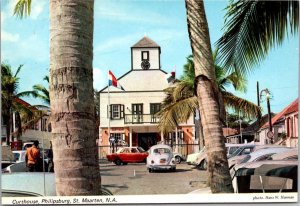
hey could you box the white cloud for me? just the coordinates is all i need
[95,35,137,54]
[93,68,106,91]
[95,2,170,25]
[2,33,48,63]
[1,11,6,24]
[30,1,46,19]
[1,30,20,42]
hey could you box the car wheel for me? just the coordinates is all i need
[115,159,122,166]
[172,167,176,172]
[175,156,181,164]
[200,159,207,170]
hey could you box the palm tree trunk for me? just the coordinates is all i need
[185,0,233,193]
[50,0,101,195]
[198,114,205,149]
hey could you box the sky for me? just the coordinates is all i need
[1,0,298,116]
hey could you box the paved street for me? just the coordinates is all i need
[100,161,208,195]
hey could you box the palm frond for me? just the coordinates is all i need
[172,81,194,101]
[216,0,299,76]
[14,64,24,78]
[222,91,261,119]
[224,72,247,92]
[43,75,49,83]
[13,0,32,19]
[16,90,39,98]
[157,96,198,134]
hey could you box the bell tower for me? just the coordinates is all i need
[131,36,161,70]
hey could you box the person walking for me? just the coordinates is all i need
[25,140,40,172]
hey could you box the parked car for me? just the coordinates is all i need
[227,144,256,159]
[1,146,16,169]
[186,147,206,165]
[193,143,253,170]
[231,147,292,176]
[2,172,113,197]
[173,152,185,164]
[2,172,56,196]
[228,145,292,169]
[3,150,50,173]
[12,150,26,163]
[106,147,148,165]
[232,160,298,193]
[146,144,176,172]
[268,148,298,160]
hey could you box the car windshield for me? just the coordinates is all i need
[13,153,20,161]
[240,155,251,163]
[228,147,243,158]
[228,147,239,155]
[153,148,170,154]
[137,147,145,152]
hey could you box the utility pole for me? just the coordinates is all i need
[266,91,272,132]
[257,82,261,124]
[260,88,273,143]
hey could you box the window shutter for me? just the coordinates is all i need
[107,105,112,119]
[120,105,124,118]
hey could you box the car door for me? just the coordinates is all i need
[128,148,141,162]
[118,148,130,162]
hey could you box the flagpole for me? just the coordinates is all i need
[108,71,111,153]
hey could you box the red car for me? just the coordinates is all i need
[106,147,148,165]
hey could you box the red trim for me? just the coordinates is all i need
[261,98,298,129]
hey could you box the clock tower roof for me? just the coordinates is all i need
[132,36,160,48]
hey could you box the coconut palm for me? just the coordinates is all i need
[185,0,233,193]
[32,76,50,106]
[1,63,42,144]
[158,54,261,139]
[14,0,101,195]
[216,0,299,75]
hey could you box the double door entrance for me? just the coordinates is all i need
[138,133,157,151]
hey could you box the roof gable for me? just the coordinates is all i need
[261,98,298,129]
[132,36,160,48]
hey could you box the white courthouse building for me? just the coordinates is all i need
[99,36,196,155]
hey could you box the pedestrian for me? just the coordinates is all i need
[25,140,41,172]
[47,141,54,172]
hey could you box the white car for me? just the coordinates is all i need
[173,152,185,164]
[146,144,176,172]
[186,147,206,165]
[231,147,292,176]
[13,150,26,163]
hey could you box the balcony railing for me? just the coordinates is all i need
[124,114,160,124]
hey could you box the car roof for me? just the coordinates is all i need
[239,159,298,170]
[2,172,56,196]
[271,148,298,160]
[225,143,255,147]
[12,150,26,154]
[150,144,172,150]
[247,147,292,161]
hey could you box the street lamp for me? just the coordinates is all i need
[238,110,242,143]
[260,88,273,143]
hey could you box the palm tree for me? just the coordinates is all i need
[1,63,41,144]
[216,0,299,76]
[157,54,261,145]
[32,76,50,106]
[185,0,233,193]
[15,0,101,195]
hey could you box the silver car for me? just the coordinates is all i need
[146,144,176,172]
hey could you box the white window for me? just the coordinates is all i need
[109,104,124,120]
